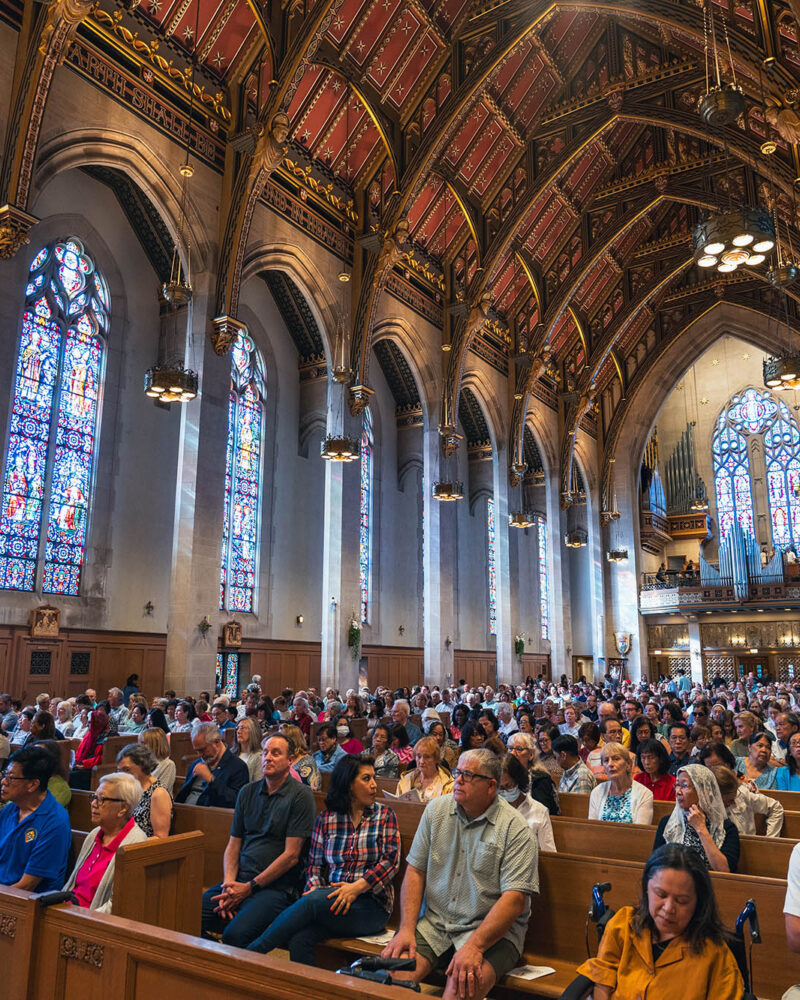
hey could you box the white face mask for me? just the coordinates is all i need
[498,787,521,803]
[336,727,349,738]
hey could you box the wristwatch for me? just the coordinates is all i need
[249,879,260,895]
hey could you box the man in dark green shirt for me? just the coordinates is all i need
[201,733,315,947]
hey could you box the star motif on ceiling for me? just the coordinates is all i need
[149,0,162,11]
[301,129,311,141]
[396,83,405,95]
[376,61,387,75]
[421,46,429,57]
[402,19,412,34]
[711,358,719,366]
[333,15,344,29]
[382,0,390,7]
[451,144,460,155]
[742,352,750,360]
[356,40,365,53]
[323,146,334,158]
[700,396,709,405]
[676,382,685,390]
[332,78,342,91]
[183,25,194,41]
[212,51,225,68]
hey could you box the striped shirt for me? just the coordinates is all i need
[304,802,401,912]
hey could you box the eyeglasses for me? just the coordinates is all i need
[90,794,125,805]
[451,768,493,783]
[1,774,29,782]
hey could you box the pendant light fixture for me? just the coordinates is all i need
[321,295,359,461]
[692,2,774,276]
[144,4,199,404]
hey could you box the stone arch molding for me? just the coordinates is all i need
[459,370,505,459]
[32,129,211,274]
[614,302,799,500]
[241,244,340,368]
[372,317,436,427]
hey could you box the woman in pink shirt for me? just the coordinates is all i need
[63,772,146,911]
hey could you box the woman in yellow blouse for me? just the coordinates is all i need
[577,843,742,1000]
[395,736,454,802]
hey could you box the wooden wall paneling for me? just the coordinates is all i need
[362,647,423,690]
[235,639,321,697]
[453,650,497,688]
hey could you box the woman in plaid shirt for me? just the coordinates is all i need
[247,753,401,963]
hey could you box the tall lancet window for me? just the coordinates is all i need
[487,496,497,635]
[220,332,265,612]
[712,387,800,548]
[359,408,373,623]
[537,515,549,640]
[0,239,109,595]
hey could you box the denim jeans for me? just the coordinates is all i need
[201,882,294,949]
[246,886,389,964]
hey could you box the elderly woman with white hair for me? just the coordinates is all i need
[56,700,76,738]
[63,772,146,911]
[588,742,654,824]
[496,702,518,741]
[652,763,740,872]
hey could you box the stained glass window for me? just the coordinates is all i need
[487,496,497,635]
[0,239,108,594]
[215,652,239,699]
[220,332,265,612]
[360,409,373,624]
[537,515,549,640]
[712,386,800,549]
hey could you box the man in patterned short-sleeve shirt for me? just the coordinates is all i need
[383,748,539,999]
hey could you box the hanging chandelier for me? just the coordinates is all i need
[606,549,628,563]
[432,480,464,501]
[565,529,588,548]
[320,435,360,461]
[509,510,535,528]
[144,364,198,402]
[698,0,744,126]
[693,207,775,273]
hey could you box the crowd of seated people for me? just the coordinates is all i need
[3,670,800,995]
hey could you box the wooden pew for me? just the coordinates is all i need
[558,791,674,824]
[550,815,797,879]
[100,735,136,765]
[170,802,233,888]
[16,893,415,1000]
[168,731,196,772]
[766,787,800,810]
[112,830,204,935]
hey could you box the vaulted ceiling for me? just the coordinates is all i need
[100,0,800,444]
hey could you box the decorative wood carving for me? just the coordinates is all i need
[59,935,104,967]
[0,915,17,938]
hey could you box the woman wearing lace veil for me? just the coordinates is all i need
[652,763,740,873]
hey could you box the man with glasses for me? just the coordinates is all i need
[383,748,538,999]
[176,722,248,808]
[0,745,70,891]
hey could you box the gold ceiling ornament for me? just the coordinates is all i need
[0,204,38,261]
[210,314,246,356]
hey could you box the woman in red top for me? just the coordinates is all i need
[634,738,676,801]
[68,709,111,790]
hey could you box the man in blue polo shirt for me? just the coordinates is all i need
[0,745,71,891]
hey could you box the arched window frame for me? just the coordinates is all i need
[0,238,109,595]
[220,332,265,613]
[359,408,373,624]
[712,386,800,548]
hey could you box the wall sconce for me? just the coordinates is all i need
[653,649,663,655]
[398,625,405,635]
[198,615,212,634]
[296,615,304,626]
[749,647,759,654]
[444,635,452,649]
[144,601,154,616]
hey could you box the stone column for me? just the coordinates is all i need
[688,620,703,684]
[492,455,516,686]
[164,272,226,695]
[586,488,607,675]
[422,427,457,688]
[604,468,647,682]
[320,380,362,693]
[546,473,571,681]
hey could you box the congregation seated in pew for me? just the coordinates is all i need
[116,743,173,838]
[395,736,453,802]
[139,727,176,795]
[577,844,743,1000]
[175,722,248,808]
[654,764,740,873]
[589,742,654,824]
[201,732,315,948]
[63,771,146,911]
[0,745,71,892]
[68,708,111,789]
[500,752,556,853]
[382,748,540,1000]
[699,743,784,837]
[247,753,400,961]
